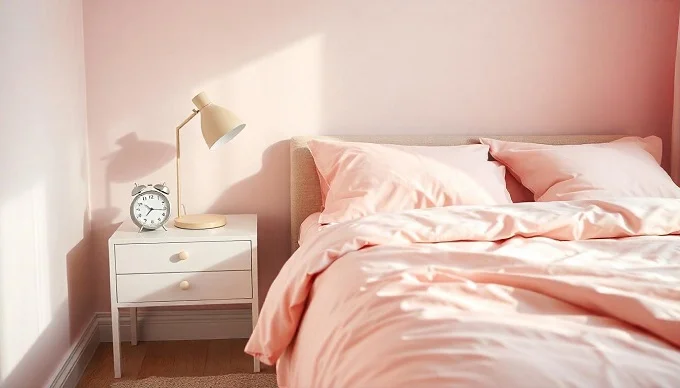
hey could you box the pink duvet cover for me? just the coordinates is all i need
[246,199,680,387]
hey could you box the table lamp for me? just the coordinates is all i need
[174,92,245,229]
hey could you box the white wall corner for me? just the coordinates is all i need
[49,315,101,388]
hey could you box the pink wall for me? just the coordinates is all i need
[0,0,92,386]
[84,0,680,310]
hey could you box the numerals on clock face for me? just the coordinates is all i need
[132,191,170,229]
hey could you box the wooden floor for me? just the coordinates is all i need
[77,339,273,387]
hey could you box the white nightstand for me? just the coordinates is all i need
[107,215,259,378]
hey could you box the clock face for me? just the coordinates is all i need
[131,190,171,229]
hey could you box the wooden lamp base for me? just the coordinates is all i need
[174,214,227,230]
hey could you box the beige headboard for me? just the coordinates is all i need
[290,134,624,252]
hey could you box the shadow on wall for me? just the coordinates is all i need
[92,133,175,305]
[103,133,176,184]
[207,141,291,303]
[93,132,175,232]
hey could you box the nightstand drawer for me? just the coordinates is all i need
[116,271,252,303]
[114,241,251,274]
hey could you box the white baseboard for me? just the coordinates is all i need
[49,316,100,388]
[97,308,252,342]
[49,308,252,387]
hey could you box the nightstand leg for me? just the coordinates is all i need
[130,307,138,346]
[112,307,122,378]
[252,303,260,372]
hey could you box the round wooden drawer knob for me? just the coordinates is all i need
[179,280,190,290]
[178,250,189,261]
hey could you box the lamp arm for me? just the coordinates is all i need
[175,109,200,219]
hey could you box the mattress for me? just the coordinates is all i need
[248,199,680,387]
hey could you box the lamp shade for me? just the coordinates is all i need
[192,92,246,149]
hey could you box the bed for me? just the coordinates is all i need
[247,135,680,388]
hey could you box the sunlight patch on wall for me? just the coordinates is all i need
[0,183,51,380]
[203,33,325,136]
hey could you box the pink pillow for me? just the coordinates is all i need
[319,153,533,204]
[308,140,512,224]
[480,136,680,202]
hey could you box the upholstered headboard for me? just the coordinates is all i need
[290,134,624,252]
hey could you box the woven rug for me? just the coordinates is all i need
[111,373,277,388]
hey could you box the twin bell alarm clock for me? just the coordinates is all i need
[130,183,171,231]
